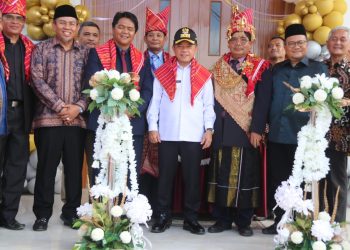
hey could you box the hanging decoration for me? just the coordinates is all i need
[25,0,90,41]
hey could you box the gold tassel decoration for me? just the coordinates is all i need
[331,186,341,224]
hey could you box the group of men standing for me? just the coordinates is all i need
[0,0,349,241]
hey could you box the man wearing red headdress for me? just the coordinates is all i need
[207,6,271,236]
[139,6,170,214]
[0,0,35,230]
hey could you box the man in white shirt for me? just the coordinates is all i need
[147,27,215,235]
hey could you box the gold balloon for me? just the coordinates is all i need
[284,14,302,29]
[313,26,331,45]
[278,20,284,27]
[333,0,347,15]
[323,11,344,29]
[40,0,58,10]
[306,31,313,40]
[314,0,334,16]
[39,6,48,15]
[302,13,323,32]
[295,2,307,16]
[48,10,55,18]
[43,22,56,37]
[41,15,50,23]
[308,5,318,14]
[75,5,83,15]
[301,7,309,15]
[27,24,47,40]
[26,0,41,9]
[78,17,85,23]
[56,0,71,7]
[305,0,314,7]
[26,6,43,26]
[277,26,285,35]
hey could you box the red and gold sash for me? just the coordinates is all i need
[212,55,269,132]
[154,56,211,105]
[95,39,144,86]
[0,33,34,82]
[222,53,269,96]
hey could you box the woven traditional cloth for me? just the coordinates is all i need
[0,33,34,82]
[227,5,255,40]
[154,56,211,105]
[0,0,26,17]
[95,39,144,87]
[145,6,170,35]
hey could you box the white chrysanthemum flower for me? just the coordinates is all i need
[275,180,303,211]
[329,77,339,86]
[129,89,140,102]
[107,70,120,80]
[78,224,89,237]
[94,71,107,82]
[90,88,98,100]
[120,73,132,84]
[294,199,313,215]
[300,75,312,89]
[292,93,305,105]
[312,241,327,250]
[315,73,328,87]
[110,205,123,217]
[77,203,93,217]
[290,231,303,244]
[279,227,290,242]
[111,87,124,100]
[90,184,117,199]
[318,211,331,222]
[91,228,104,241]
[124,194,152,225]
[311,219,334,242]
[330,244,342,250]
[120,231,132,244]
[331,87,344,100]
[321,78,334,90]
[314,89,327,102]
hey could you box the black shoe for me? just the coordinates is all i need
[262,224,277,235]
[207,221,232,233]
[183,220,205,235]
[60,214,78,229]
[33,218,48,231]
[238,226,253,237]
[151,214,172,233]
[0,219,25,230]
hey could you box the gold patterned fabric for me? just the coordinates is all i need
[212,57,254,133]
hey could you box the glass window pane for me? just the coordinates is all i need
[209,2,221,56]
[160,0,171,52]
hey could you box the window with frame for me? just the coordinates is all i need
[209,1,222,56]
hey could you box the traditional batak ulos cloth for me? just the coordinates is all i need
[207,53,270,211]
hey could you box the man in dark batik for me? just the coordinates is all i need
[320,26,350,222]
[207,6,271,237]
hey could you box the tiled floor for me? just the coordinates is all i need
[0,193,348,250]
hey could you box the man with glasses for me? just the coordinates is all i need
[320,26,350,223]
[0,0,35,230]
[207,6,270,237]
[30,5,89,231]
[262,24,328,235]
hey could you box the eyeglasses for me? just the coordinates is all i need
[329,37,349,43]
[3,14,25,23]
[229,37,250,45]
[286,40,307,48]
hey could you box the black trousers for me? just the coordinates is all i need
[267,142,296,224]
[0,105,28,223]
[85,131,144,186]
[320,148,348,222]
[157,141,202,221]
[213,206,254,228]
[33,126,85,219]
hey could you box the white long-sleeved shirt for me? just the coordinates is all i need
[147,63,216,142]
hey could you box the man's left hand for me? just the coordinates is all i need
[59,104,81,123]
[201,130,213,149]
[249,132,262,148]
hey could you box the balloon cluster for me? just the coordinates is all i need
[278,0,347,60]
[26,0,90,41]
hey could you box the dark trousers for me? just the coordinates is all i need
[157,141,202,221]
[267,142,296,224]
[139,173,158,216]
[213,206,254,228]
[33,126,85,219]
[85,132,144,186]
[0,105,28,223]
[320,149,348,222]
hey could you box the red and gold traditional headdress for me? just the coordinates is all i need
[145,6,170,35]
[0,0,26,17]
[227,5,255,41]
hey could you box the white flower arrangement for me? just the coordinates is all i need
[74,69,152,250]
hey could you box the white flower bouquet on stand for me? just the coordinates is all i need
[73,70,152,250]
[274,74,350,250]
